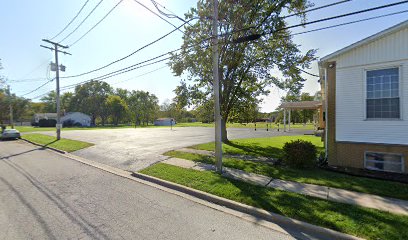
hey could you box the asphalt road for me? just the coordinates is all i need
[0,140,300,240]
[39,127,311,171]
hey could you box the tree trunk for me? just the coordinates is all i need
[221,118,228,143]
[91,115,96,126]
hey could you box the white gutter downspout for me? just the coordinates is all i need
[324,67,328,159]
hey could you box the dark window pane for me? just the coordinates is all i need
[366,68,400,119]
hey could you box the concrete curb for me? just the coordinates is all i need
[21,138,67,154]
[132,172,363,240]
[20,140,362,240]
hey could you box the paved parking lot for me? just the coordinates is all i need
[40,127,311,171]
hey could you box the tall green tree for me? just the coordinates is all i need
[61,92,74,113]
[70,80,112,125]
[170,0,316,141]
[128,90,159,126]
[40,91,56,112]
[105,95,128,126]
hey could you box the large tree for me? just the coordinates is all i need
[40,91,57,113]
[128,90,159,126]
[70,80,112,125]
[170,0,316,141]
[105,95,128,126]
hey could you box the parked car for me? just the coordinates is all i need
[1,129,21,140]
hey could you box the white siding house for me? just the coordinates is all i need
[324,21,408,145]
[319,20,408,173]
[61,112,91,127]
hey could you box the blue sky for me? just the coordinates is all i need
[1,0,407,112]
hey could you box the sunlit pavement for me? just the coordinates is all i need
[38,127,312,171]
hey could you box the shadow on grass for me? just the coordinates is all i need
[42,139,59,147]
[222,175,408,240]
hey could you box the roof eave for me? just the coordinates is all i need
[320,19,408,64]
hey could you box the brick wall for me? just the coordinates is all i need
[335,142,408,172]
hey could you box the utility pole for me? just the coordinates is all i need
[212,0,223,173]
[7,85,13,128]
[40,39,71,140]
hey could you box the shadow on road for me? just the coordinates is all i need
[1,159,110,240]
[0,140,59,160]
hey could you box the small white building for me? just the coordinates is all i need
[61,112,92,127]
[154,118,175,126]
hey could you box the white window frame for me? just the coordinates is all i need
[364,151,404,173]
[364,65,403,120]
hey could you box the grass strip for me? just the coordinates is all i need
[190,135,324,158]
[22,133,93,152]
[140,163,408,240]
[164,150,408,201]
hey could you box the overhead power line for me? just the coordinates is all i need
[51,3,408,87]
[49,0,91,40]
[132,0,184,34]
[69,0,124,47]
[112,65,167,85]
[27,1,407,97]
[62,20,190,79]
[7,78,48,83]
[59,0,354,80]
[59,2,408,87]
[263,0,408,37]
[20,78,55,97]
[60,56,173,90]
[150,0,186,22]
[283,0,353,19]
[58,0,105,43]
[291,9,408,36]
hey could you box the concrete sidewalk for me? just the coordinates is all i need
[162,157,408,216]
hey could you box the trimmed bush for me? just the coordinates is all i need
[282,139,317,168]
[38,119,57,127]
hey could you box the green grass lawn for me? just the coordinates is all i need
[165,150,408,200]
[22,133,93,152]
[140,163,408,240]
[191,135,324,158]
[176,122,315,130]
[169,135,408,200]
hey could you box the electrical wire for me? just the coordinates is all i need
[150,0,185,22]
[111,65,167,85]
[58,0,105,43]
[62,20,190,79]
[49,0,91,40]
[69,0,124,47]
[60,56,173,90]
[132,0,184,34]
[283,0,352,19]
[59,1,358,80]
[291,9,408,36]
[20,78,55,97]
[7,78,48,83]
[261,0,408,37]
[29,1,407,97]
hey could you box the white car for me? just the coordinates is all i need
[1,129,21,140]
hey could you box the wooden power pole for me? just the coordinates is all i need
[40,39,71,140]
[212,0,223,173]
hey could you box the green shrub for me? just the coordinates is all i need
[38,119,57,127]
[282,139,317,168]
